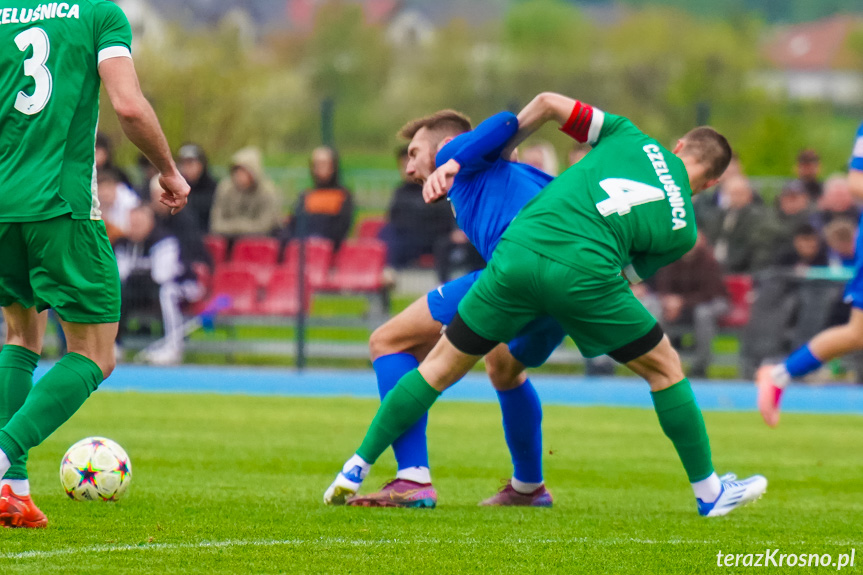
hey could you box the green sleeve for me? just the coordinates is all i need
[94,0,133,54]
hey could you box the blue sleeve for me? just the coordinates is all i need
[851,123,863,172]
[435,112,518,175]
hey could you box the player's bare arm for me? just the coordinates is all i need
[501,92,577,158]
[99,57,189,214]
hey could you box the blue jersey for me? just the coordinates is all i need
[435,112,553,261]
[842,121,863,308]
[852,122,863,172]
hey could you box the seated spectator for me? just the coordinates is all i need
[654,234,729,378]
[520,141,558,175]
[774,223,829,270]
[433,229,485,283]
[817,175,860,229]
[824,218,858,268]
[703,175,765,273]
[178,143,218,233]
[288,146,354,250]
[792,148,823,202]
[114,206,204,365]
[757,180,817,269]
[694,153,751,230]
[95,132,132,188]
[379,146,454,268]
[149,177,212,269]
[98,167,140,243]
[210,146,282,239]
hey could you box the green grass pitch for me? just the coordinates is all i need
[0,392,860,574]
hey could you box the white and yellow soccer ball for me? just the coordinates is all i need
[60,437,132,502]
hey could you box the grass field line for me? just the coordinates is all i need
[3,536,862,560]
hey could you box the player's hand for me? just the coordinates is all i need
[423,159,460,204]
[158,171,191,215]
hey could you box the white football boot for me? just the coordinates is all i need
[697,472,768,517]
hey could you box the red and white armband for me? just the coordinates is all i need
[560,101,605,145]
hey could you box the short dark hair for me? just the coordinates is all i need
[398,110,472,144]
[793,222,819,238]
[680,127,732,181]
[96,167,121,184]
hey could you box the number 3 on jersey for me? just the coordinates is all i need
[14,27,53,116]
[595,178,666,217]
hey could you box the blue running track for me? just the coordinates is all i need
[33,364,863,415]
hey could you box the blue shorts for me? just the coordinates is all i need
[427,271,566,368]
[844,214,863,309]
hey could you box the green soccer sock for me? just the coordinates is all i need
[357,369,441,464]
[0,346,40,480]
[650,379,715,483]
[0,353,103,464]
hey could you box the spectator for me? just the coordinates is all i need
[774,223,829,269]
[210,146,282,238]
[654,234,729,378]
[133,153,159,200]
[178,143,219,233]
[793,148,823,202]
[379,146,454,268]
[703,175,765,273]
[824,218,858,268]
[114,206,204,365]
[97,167,140,242]
[694,153,743,229]
[289,146,354,250]
[149,177,212,269]
[95,132,132,187]
[757,180,817,269]
[520,141,559,175]
[817,175,860,229]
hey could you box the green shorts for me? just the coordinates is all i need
[457,239,658,360]
[0,215,121,324]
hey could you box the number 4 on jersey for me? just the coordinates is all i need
[595,178,666,217]
[14,27,53,116]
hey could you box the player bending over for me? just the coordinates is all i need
[348,111,565,508]
[326,92,768,517]
[756,123,863,427]
[0,1,189,527]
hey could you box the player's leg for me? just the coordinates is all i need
[326,245,536,504]
[348,293,446,507]
[756,307,863,427]
[0,216,120,527]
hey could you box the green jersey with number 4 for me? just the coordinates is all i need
[503,106,697,283]
[0,0,132,222]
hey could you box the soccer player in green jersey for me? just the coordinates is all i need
[0,1,189,527]
[326,92,768,517]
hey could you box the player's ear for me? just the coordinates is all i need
[672,139,685,155]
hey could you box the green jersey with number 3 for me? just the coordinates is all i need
[503,105,697,283]
[0,0,132,222]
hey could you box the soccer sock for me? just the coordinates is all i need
[373,353,430,471]
[782,344,823,382]
[691,472,721,503]
[650,379,715,486]
[497,379,543,485]
[1,478,30,496]
[0,353,103,463]
[357,369,441,465]
[396,466,432,484]
[0,345,39,480]
[511,478,543,495]
[341,454,371,482]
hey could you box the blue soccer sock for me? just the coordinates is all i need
[497,379,543,485]
[372,353,429,471]
[784,344,823,380]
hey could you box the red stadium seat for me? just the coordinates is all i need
[355,217,387,240]
[720,274,753,328]
[257,268,312,316]
[283,238,334,289]
[231,236,280,265]
[324,239,387,292]
[208,264,259,315]
[203,235,228,265]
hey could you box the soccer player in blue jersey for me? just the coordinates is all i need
[342,110,565,507]
[757,122,863,426]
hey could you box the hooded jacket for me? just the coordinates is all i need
[209,147,282,236]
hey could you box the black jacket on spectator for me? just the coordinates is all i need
[186,170,219,234]
[290,186,354,251]
[155,209,212,269]
[114,225,196,289]
[381,180,454,267]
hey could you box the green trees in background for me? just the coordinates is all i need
[102,0,863,176]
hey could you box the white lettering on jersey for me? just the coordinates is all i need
[643,144,687,231]
[0,4,79,25]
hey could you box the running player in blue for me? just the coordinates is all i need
[345,110,565,507]
[757,122,863,426]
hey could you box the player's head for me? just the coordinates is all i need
[672,127,732,193]
[398,110,471,184]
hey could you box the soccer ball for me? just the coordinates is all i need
[59,437,132,502]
